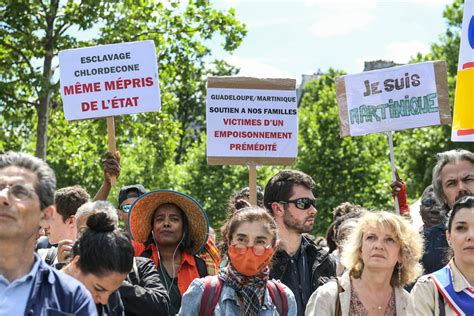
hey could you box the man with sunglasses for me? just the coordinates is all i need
[117,184,146,231]
[264,169,336,316]
[0,152,96,315]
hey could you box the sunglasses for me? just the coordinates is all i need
[280,198,317,210]
[119,204,132,213]
[421,199,436,207]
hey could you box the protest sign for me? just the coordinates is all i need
[59,40,161,121]
[452,0,474,142]
[206,77,297,165]
[336,61,451,137]
[206,77,297,205]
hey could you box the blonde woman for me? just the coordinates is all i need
[306,211,423,316]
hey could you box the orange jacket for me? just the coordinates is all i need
[133,242,205,295]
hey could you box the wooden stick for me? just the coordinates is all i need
[107,116,117,186]
[387,131,400,215]
[248,162,257,206]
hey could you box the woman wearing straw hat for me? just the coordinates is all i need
[129,189,216,315]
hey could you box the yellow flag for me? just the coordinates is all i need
[453,0,474,138]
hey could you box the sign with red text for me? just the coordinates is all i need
[206,77,297,165]
[59,40,160,121]
[336,61,451,137]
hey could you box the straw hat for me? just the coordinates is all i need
[128,189,209,255]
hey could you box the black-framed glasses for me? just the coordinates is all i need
[0,183,35,201]
[280,198,316,210]
[119,204,132,213]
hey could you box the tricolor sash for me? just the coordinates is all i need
[430,264,474,316]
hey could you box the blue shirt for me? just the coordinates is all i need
[178,277,297,315]
[1,252,97,316]
[0,253,41,315]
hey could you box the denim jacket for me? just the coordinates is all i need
[24,254,97,316]
[178,277,297,315]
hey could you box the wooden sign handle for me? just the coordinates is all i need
[248,162,257,206]
[387,131,400,215]
[107,116,117,186]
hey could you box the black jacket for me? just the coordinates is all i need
[119,257,170,316]
[270,235,336,294]
[422,223,449,274]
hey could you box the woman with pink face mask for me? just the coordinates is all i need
[178,206,296,315]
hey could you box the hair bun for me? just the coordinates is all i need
[86,212,116,233]
[234,198,251,211]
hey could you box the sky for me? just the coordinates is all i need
[210,0,454,83]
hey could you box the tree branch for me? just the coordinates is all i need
[0,39,37,80]
[2,91,39,107]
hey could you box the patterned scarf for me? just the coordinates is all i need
[219,264,269,316]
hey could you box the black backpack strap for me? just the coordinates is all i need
[195,255,208,278]
[45,246,58,266]
[140,248,153,259]
[438,294,445,316]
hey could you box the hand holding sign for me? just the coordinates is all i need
[336,61,450,214]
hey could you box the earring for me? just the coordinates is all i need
[397,263,402,285]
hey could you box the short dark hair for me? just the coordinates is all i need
[447,195,474,232]
[432,149,474,203]
[73,212,133,276]
[0,151,56,210]
[55,186,90,222]
[263,169,315,214]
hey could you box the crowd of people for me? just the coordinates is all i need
[0,148,473,315]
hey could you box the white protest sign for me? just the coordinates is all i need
[59,40,161,121]
[206,80,297,164]
[336,61,451,137]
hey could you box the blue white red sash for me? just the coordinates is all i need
[430,264,474,316]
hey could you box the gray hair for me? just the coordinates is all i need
[432,149,474,203]
[0,151,56,210]
[76,201,119,229]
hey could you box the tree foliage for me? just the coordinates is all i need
[1,0,474,237]
[1,0,246,197]
[0,0,246,161]
[394,0,474,198]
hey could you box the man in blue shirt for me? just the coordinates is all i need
[0,151,97,315]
